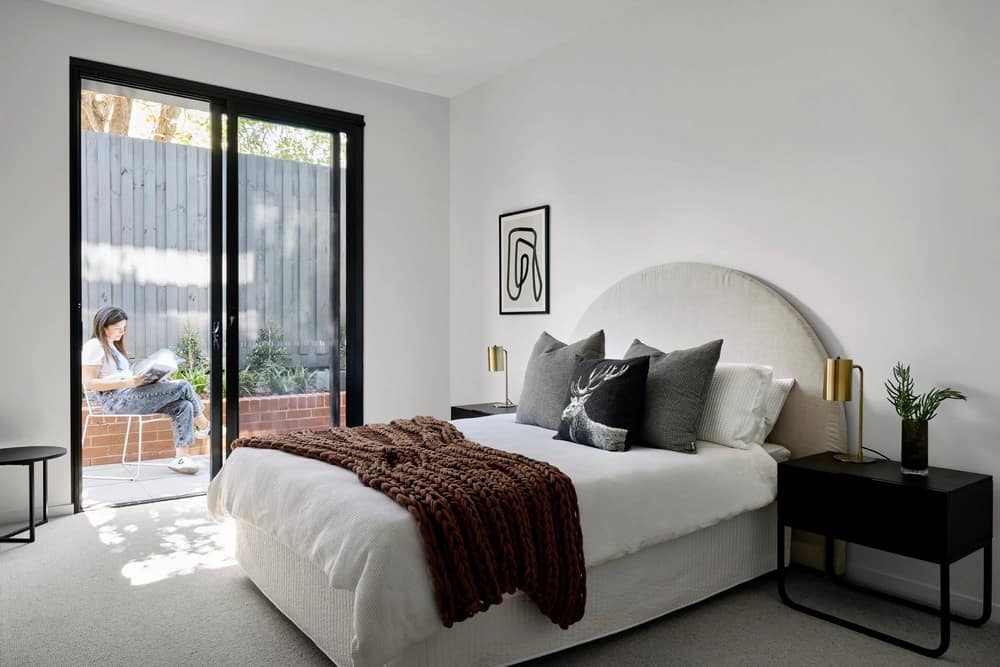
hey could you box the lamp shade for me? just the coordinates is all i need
[824,357,853,401]
[487,345,506,372]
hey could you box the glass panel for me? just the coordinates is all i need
[236,118,342,436]
[79,82,213,507]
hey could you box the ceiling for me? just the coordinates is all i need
[42,0,654,97]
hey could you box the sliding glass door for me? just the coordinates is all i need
[226,111,349,442]
[70,59,364,511]
[76,80,217,507]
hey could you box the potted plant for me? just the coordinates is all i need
[885,363,966,476]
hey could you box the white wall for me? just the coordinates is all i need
[0,0,449,517]
[451,1,1000,614]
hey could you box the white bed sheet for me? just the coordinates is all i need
[207,414,777,666]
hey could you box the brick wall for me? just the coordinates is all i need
[82,392,345,466]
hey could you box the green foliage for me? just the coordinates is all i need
[286,365,312,394]
[190,115,336,166]
[174,324,208,374]
[221,368,257,398]
[265,365,312,396]
[885,363,918,419]
[885,362,967,422]
[172,323,209,394]
[173,363,209,396]
[245,321,291,378]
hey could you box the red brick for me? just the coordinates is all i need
[82,423,111,436]
[87,434,122,448]
[88,455,125,466]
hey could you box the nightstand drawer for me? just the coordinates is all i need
[779,469,946,561]
[778,455,992,564]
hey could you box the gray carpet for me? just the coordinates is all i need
[1,497,997,666]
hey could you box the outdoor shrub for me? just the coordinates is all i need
[287,365,311,394]
[174,323,209,373]
[263,365,311,395]
[174,363,209,396]
[222,368,258,397]
[266,372,287,396]
[173,323,209,392]
[246,321,291,378]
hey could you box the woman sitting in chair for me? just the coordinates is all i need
[82,306,209,475]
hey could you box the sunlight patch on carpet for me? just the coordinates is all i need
[121,517,236,585]
[83,498,236,585]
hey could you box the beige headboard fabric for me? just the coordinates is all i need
[572,262,847,460]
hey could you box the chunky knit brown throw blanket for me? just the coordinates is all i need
[232,416,586,628]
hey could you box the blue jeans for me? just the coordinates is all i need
[98,380,204,447]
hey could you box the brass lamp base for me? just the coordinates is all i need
[833,453,878,464]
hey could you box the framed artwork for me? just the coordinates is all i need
[499,205,549,315]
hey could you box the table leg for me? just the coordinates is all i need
[824,535,990,626]
[28,461,35,543]
[776,519,787,599]
[779,533,999,657]
[824,531,835,578]
[981,544,993,625]
[939,561,951,656]
[42,459,48,524]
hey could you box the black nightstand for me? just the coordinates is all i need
[450,403,518,420]
[777,452,993,657]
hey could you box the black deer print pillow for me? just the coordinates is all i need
[554,356,649,452]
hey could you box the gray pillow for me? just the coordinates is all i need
[626,338,723,453]
[516,330,605,430]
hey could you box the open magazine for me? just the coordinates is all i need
[131,348,179,386]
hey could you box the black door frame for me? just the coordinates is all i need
[69,58,365,512]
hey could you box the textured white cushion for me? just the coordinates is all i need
[763,378,796,439]
[697,364,773,449]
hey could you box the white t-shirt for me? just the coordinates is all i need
[82,338,133,380]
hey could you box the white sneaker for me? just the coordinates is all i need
[168,456,200,475]
[194,426,226,439]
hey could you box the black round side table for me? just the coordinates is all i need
[0,446,66,544]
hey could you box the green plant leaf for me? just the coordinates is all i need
[886,362,967,422]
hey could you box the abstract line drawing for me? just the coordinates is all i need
[506,227,543,302]
[499,205,549,314]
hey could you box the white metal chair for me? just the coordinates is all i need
[82,390,173,481]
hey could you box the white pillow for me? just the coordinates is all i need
[763,378,796,439]
[697,363,773,449]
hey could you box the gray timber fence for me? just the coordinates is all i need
[80,130,335,369]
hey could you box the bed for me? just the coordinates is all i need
[208,262,848,666]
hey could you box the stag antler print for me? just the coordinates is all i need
[562,363,632,452]
[570,364,630,402]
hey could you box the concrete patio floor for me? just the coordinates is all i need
[82,455,210,508]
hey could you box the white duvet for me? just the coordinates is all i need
[207,414,777,666]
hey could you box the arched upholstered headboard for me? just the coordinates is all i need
[571,262,847,459]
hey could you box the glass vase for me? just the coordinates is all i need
[900,419,928,476]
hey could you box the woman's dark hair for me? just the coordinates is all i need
[92,306,129,362]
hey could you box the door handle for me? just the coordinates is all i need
[212,321,222,350]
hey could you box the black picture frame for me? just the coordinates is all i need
[499,205,550,315]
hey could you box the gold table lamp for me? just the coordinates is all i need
[824,357,876,463]
[488,345,516,408]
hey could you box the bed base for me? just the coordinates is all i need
[235,502,779,667]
